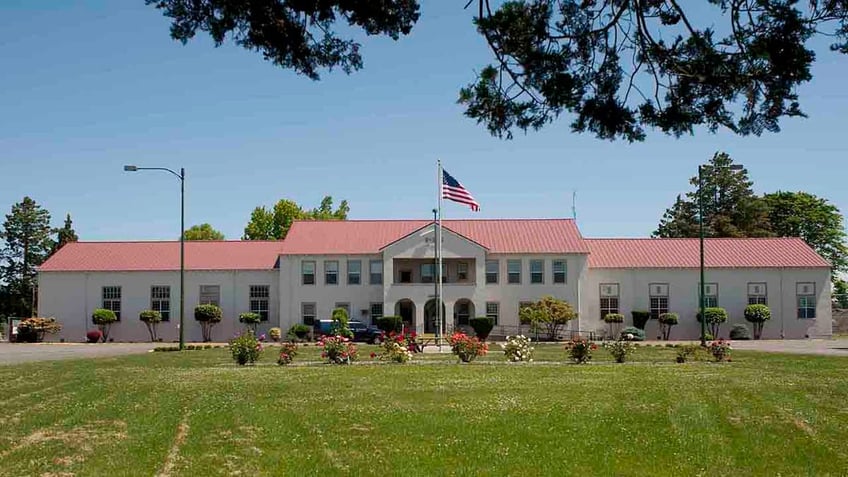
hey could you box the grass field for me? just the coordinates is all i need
[2,343,848,476]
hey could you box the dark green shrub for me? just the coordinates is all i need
[139,309,162,342]
[729,324,752,340]
[239,312,261,332]
[470,316,494,341]
[602,313,624,338]
[743,304,771,339]
[696,307,728,338]
[288,323,311,341]
[229,331,262,365]
[619,326,645,341]
[194,304,223,342]
[631,311,650,330]
[657,312,679,340]
[331,307,353,338]
[92,309,117,342]
[376,316,403,333]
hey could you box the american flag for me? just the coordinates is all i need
[442,169,480,211]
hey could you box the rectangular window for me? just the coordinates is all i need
[324,260,339,285]
[530,260,544,284]
[486,302,499,325]
[249,285,270,321]
[600,283,620,320]
[102,286,122,321]
[399,270,412,283]
[370,260,383,285]
[485,260,499,284]
[151,286,170,322]
[649,283,669,320]
[302,260,316,285]
[421,263,435,283]
[455,301,471,326]
[457,262,469,281]
[347,260,361,285]
[370,303,384,323]
[302,302,316,326]
[797,282,816,319]
[199,285,220,307]
[507,259,521,284]
[335,302,350,318]
[700,283,718,308]
[552,260,567,284]
[748,282,767,305]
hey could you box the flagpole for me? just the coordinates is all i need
[437,159,443,351]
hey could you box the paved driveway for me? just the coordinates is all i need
[0,342,157,365]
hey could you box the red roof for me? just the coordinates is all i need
[279,219,589,255]
[39,241,285,272]
[586,238,830,269]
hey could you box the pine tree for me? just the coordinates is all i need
[53,213,79,254]
[1,197,55,317]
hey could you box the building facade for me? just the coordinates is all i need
[38,219,832,342]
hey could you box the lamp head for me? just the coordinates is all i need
[123,165,138,172]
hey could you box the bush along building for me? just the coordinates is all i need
[37,219,831,342]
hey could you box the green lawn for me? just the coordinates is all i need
[2,344,848,476]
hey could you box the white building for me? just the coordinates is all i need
[38,219,832,342]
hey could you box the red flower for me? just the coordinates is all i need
[370,352,376,359]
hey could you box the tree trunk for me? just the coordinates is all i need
[100,324,111,342]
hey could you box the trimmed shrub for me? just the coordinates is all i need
[603,313,624,338]
[238,312,261,332]
[729,323,752,340]
[744,304,771,340]
[288,324,311,341]
[277,342,298,365]
[631,311,650,330]
[564,337,597,364]
[269,327,282,342]
[139,310,162,342]
[501,335,534,362]
[696,307,728,338]
[604,339,636,363]
[331,307,353,338]
[376,316,403,334]
[448,332,488,363]
[194,304,223,342]
[92,309,117,342]
[86,329,102,343]
[657,312,679,340]
[619,326,645,341]
[470,316,494,341]
[228,331,262,365]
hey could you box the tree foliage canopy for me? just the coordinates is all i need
[1,197,55,317]
[183,223,225,241]
[53,213,78,254]
[149,0,848,140]
[243,196,349,240]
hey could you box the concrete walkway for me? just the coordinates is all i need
[0,342,157,365]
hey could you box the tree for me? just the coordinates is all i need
[194,304,223,342]
[92,308,118,342]
[834,279,848,309]
[243,196,349,240]
[183,223,225,241]
[139,310,162,342]
[762,191,848,275]
[53,213,78,254]
[518,295,576,340]
[654,152,772,238]
[744,304,771,340]
[1,197,55,317]
[149,1,848,141]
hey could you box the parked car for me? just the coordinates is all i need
[313,320,383,344]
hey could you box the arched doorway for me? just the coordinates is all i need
[424,299,446,334]
[454,299,475,328]
[395,299,416,329]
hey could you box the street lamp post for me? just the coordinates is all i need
[698,163,743,346]
[124,165,186,351]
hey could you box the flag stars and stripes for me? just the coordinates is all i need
[442,169,480,211]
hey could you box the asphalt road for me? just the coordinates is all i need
[0,342,157,365]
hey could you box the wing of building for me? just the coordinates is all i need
[37,219,832,342]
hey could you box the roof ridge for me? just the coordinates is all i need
[585,237,804,241]
[291,218,576,223]
[65,240,284,244]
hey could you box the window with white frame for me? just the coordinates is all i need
[302,302,316,325]
[748,282,767,305]
[199,285,220,306]
[552,260,567,284]
[335,302,350,318]
[370,303,384,323]
[457,262,469,281]
[797,282,816,319]
[324,260,339,285]
[370,260,383,285]
[302,260,316,285]
[486,302,499,325]
[347,260,361,285]
[102,286,122,320]
[700,283,719,308]
[151,286,170,322]
[485,260,499,284]
[249,285,270,321]
[507,259,521,284]
[530,260,544,284]
[649,283,669,320]
[599,283,619,320]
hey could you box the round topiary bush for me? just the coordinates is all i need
[91,308,118,342]
[729,323,752,340]
[743,304,771,340]
[269,327,282,342]
[139,310,162,342]
[657,312,679,340]
[696,307,728,338]
[470,316,494,341]
[288,323,311,341]
[619,326,645,341]
[239,312,261,332]
[376,316,403,334]
[194,304,223,342]
[631,311,650,330]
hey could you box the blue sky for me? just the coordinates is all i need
[1,1,846,241]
